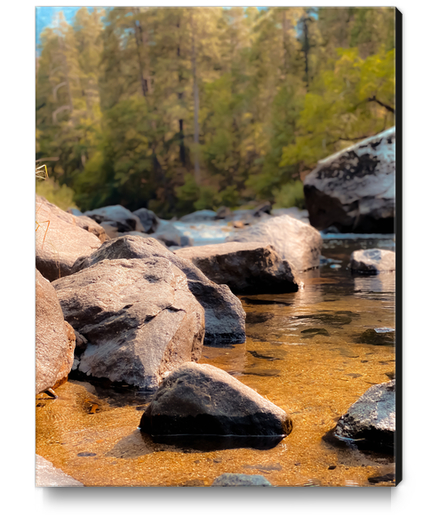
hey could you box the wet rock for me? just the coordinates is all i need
[175,242,299,294]
[139,362,292,436]
[368,472,395,484]
[180,210,218,223]
[301,328,330,337]
[84,204,145,233]
[212,474,273,487]
[246,313,275,325]
[350,248,395,274]
[357,327,395,346]
[303,127,395,233]
[71,235,246,345]
[53,258,205,390]
[227,214,322,272]
[36,195,103,281]
[36,270,76,394]
[36,455,83,487]
[334,380,395,450]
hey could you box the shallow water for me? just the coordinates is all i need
[36,236,397,487]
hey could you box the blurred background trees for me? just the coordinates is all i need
[36,6,395,217]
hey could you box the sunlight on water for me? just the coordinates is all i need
[36,236,396,487]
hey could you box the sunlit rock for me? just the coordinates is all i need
[53,258,205,390]
[36,195,103,281]
[36,270,76,394]
[227,214,322,272]
[71,235,246,345]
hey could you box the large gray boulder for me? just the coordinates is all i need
[84,204,145,233]
[53,258,205,390]
[227,214,322,272]
[334,380,395,450]
[175,242,299,294]
[71,236,246,345]
[36,270,76,394]
[350,248,395,274]
[139,362,292,436]
[36,196,103,281]
[303,127,395,233]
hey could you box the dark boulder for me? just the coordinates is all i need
[303,127,395,233]
[175,242,299,294]
[139,362,292,436]
[71,235,246,345]
[334,380,395,451]
[53,258,205,390]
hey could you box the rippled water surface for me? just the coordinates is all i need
[36,236,397,487]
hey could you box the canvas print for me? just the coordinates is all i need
[35,6,400,487]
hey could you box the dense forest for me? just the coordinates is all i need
[36,6,395,217]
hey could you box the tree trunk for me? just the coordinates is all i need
[190,11,201,184]
[177,18,186,167]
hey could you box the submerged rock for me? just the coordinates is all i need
[139,362,292,436]
[227,214,322,272]
[71,236,246,345]
[36,195,103,281]
[36,270,76,394]
[212,474,273,487]
[350,248,395,274]
[334,380,395,450]
[175,242,299,294]
[357,327,395,346]
[53,258,205,390]
[303,127,395,233]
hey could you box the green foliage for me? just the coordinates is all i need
[36,7,396,216]
[273,181,305,209]
[36,177,77,211]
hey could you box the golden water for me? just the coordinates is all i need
[36,237,396,487]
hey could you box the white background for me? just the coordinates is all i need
[1,1,428,514]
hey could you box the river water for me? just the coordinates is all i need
[36,233,396,487]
